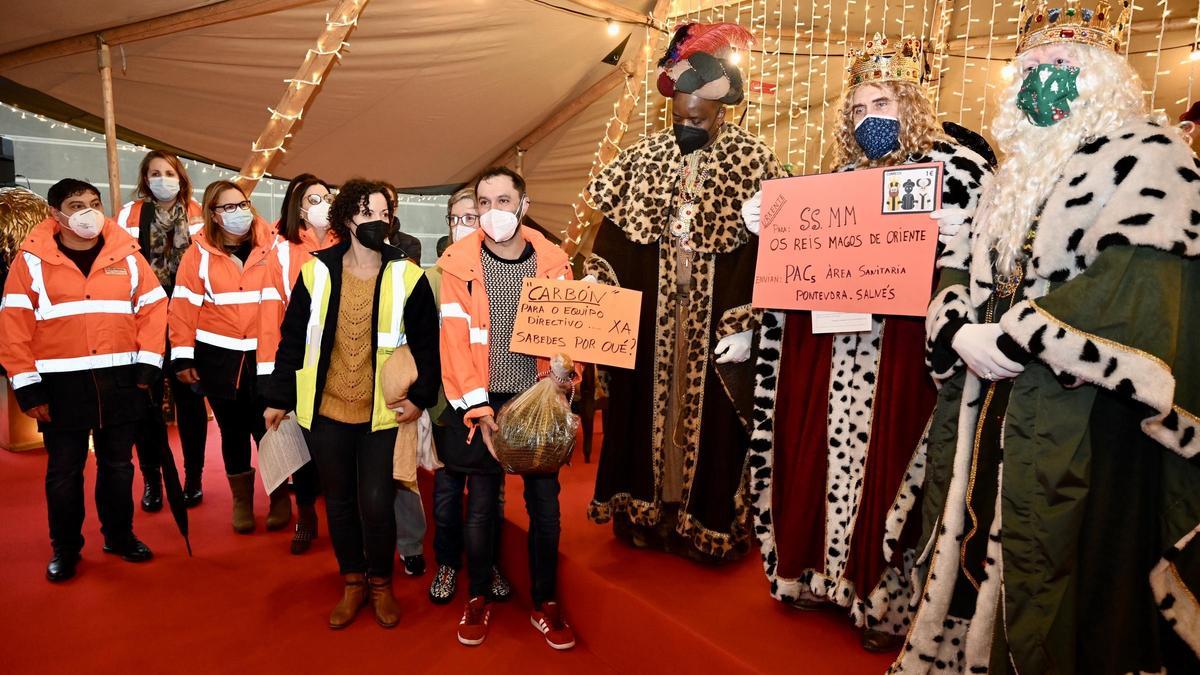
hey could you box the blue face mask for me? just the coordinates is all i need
[854,115,901,160]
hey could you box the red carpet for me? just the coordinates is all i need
[0,420,896,674]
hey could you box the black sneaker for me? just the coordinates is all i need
[401,554,426,576]
[488,566,513,602]
[102,536,153,563]
[429,565,457,604]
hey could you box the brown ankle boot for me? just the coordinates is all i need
[226,470,256,534]
[266,487,292,531]
[329,573,368,629]
[368,576,400,628]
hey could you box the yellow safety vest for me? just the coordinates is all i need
[294,257,427,432]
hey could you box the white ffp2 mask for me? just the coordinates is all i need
[65,208,104,239]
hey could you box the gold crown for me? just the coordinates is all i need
[846,34,923,88]
[1017,1,1131,54]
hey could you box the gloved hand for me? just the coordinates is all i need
[930,207,969,245]
[742,191,763,235]
[951,323,1024,381]
[714,330,753,364]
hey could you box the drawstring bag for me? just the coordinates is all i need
[493,354,579,474]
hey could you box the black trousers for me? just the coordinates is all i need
[432,467,504,570]
[43,421,139,554]
[292,460,320,507]
[207,384,265,475]
[134,368,208,478]
[462,472,561,605]
[305,415,397,577]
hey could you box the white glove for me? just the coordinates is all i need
[714,330,753,364]
[951,323,1024,381]
[930,207,969,245]
[742,191,763,235]
[580,274,598,284]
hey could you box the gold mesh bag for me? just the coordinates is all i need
[494,355,579,474]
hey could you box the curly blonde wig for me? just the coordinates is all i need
[976,42,1148,276]
[832,81,948,169]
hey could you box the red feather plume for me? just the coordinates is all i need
[674,22,754,61]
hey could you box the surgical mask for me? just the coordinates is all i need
[1016,64,1080,127]
[148,176,180,202]
[453,225,476,242]
[219,208,254,236]
[854,115,901,160]
[479,206,520,243]
[673,124,710,155]
[65,208,104,240]
[353,219,389,251]
[304,201,330,229]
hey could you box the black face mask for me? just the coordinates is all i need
[353,219,389,251]
[673,124,710,155]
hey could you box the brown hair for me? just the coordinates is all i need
[135,150,193,208]
[832,81,947,169]
[200,180,252,245]
[280,175,332,245]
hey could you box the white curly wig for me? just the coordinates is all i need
[977,42,1150,276]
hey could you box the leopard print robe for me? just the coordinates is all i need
[584,123,786,559]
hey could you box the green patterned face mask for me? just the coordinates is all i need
[1016,64,1080,127]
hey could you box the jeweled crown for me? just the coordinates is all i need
[846,34,923,89]
[1017,1,1132,54]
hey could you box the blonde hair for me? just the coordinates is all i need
[833,81,947,169]
[978,43,1147,276]
[446,187,475,238]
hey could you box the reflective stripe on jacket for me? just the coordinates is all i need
[0,216,167,417]
[256,228,340,377]
[116,198,203,240]
[436,226,574,429]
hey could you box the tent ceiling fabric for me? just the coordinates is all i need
[0,0,652,231]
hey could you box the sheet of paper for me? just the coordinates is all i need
[811,311,873,334]
[257,415,310,494]
[752,162,943,316]
[510,278,643,369]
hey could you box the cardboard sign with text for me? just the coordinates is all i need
[510,278,642,369]
[752,162,943,316]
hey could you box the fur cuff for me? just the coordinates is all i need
[1150,524,1200,659]
[925,284,973,384]
[999,300,1200,459]
[582,254,620,287]
[716,303,758,339]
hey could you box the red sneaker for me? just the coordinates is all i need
[530,601,576,650]
[457,596,491,646]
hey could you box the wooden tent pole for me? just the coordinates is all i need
[564,0,672,259]
[97,38,121,216]
[0,0,326,73]
[235,0,369,194]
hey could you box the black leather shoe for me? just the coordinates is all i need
[102,537,153,563]
[182,474,203,508]
[141,473,163,512]
[46,551,80,582]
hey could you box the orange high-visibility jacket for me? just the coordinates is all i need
[0,216,167,413]
[116,198,203,240]
[168,218,275,395]
[437,226,576,428]
[256,227,340,378]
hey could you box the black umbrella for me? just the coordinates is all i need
[149,386,191,556]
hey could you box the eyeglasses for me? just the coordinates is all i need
[447,214,479,226]
[212,201,252,214]
[304,193,335,206]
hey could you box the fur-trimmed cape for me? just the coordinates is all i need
[893,120,1200,674]
[745,139,991,627]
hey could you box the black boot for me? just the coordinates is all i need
[182,471,203,508]
[140,468,163,513]
[102,535,153,563]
